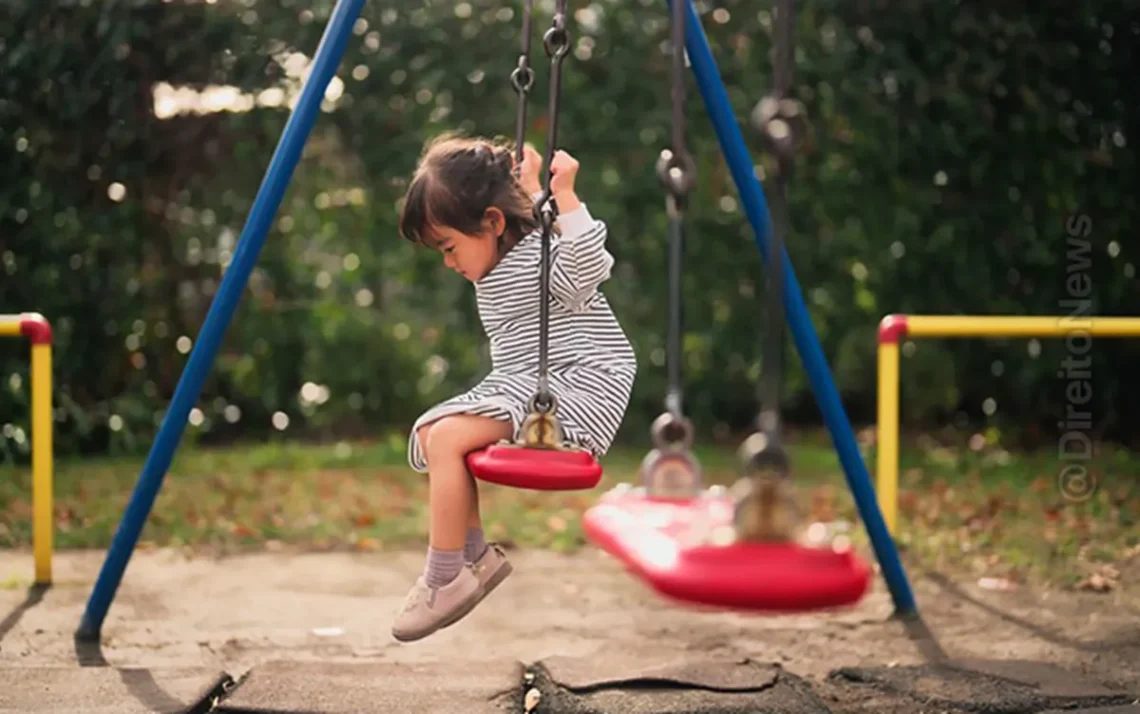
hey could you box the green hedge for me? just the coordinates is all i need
[1,0,1136,461]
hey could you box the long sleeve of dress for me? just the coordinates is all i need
[549,203,615,311]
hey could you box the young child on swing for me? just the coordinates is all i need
[391,133,637,642]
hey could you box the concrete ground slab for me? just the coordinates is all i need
[529,654,831,714]
[0,665,230,714]
[1039,702,1140,707]
[830,658,1138,713]
[2,548,1139,713]
[539,651,779,691]
[215,659,522,714]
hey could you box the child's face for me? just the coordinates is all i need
[427,224,499,282]
[426,209,505,282]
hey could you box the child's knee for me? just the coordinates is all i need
[423,417,466,464]
[423,415,508,464]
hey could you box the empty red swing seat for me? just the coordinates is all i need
[584,487,729,560]
[467,443,603,491]
[583,486,871,613]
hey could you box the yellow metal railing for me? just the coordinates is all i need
[0,312,53,584]
[876,313,1140,535]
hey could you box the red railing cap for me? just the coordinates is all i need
[19,313,53,345]
[878,314,908,345]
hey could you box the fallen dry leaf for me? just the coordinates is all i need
[1074,563,1121,592]
[1075,573,1114,592]
[978,577,1017,591]
[354,537,381,551]
[898,490,919,515]
[353,513,376,527]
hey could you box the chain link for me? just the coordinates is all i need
[645,0,702,484]
[650,0,695,447]
[509,0,535,170]
[739,0,799,481]
[533,0,571,221]
[656,0,695,207]
[528,0,571,415]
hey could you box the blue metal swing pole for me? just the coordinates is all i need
[671,0,917,615]
[76,0,368,640]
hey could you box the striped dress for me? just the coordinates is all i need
[407,203,638,472]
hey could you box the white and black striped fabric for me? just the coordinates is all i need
[407,203,638,472]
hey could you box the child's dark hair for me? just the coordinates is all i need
[399,133,539,252]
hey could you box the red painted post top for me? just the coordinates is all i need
[19,313,52,345]
[878,314,909,344]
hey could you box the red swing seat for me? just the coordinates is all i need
[467,443,603,491]
[583,485,871,612]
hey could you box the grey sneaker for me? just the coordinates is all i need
[391,566,485,643]
[469,542,513,598]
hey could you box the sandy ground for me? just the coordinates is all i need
[1,546,1139,712]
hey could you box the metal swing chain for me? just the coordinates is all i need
[636,0,705,500]
[735,0,807,541]
[756,0,802,456]
[510,0,535,169]
[534,0,571,411]
[652,0,696,448]
[517,0,571,448]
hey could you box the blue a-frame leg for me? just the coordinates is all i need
[670,0,917,615]
[77,0,369,640]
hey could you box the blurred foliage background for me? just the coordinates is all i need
[1,0,1136,462]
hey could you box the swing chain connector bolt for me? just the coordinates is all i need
[733,431,800,542]
[751,95,808,166]
[738,429,789,479]
[510,57,535,93]
[521,392,564,449]
[642,412,702,498]
[650,410,694,451]
[656,148,696,213]
[527,390,558,416]
[733,474,800,543]
[543,12,571,59]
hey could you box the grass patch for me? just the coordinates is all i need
[1,430,1136,587]
[890,435,1139,588]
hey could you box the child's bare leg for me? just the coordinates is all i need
[393,415,512,643]
[416,421,493,561]
[427,419,513,600]
[467,478,482,529]
[422,415,510,556]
